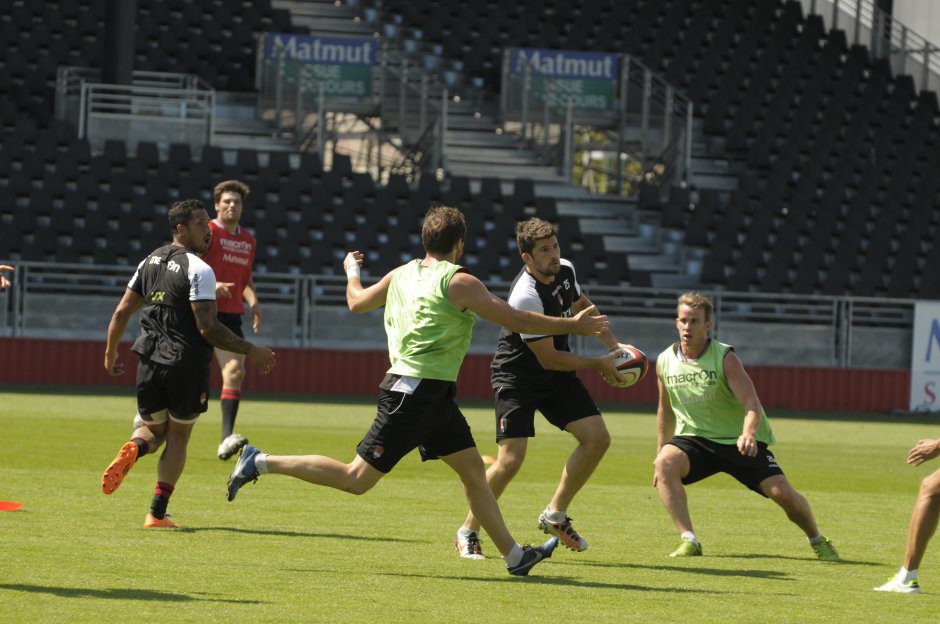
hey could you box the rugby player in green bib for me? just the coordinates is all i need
[225,205,609,576]
[653,293,839,561]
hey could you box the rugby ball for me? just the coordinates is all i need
[608,345,649,388]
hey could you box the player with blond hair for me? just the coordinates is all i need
[653,292,839,560]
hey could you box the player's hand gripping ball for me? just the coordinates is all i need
[606,345,649,388]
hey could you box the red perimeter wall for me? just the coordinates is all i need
[0,337,911,413]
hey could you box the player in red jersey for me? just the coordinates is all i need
[202,180,262,460]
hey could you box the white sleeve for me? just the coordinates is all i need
[507,278,547,342]
[561,258,582,300]
[126,257,148,293]
[186,254,217,301]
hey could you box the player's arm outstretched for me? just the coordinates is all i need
[572,293,620,350]
[446,271,608,337]
[526,337,621,377]
[908,439,940,466]
[723,351,763,457]
[104,288,146,376]
[343,251,395,313]
[192,300,276,373]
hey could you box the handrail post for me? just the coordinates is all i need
[853,0,862,45]
[419,72,428,135]
[208,89,215,147]
[440,88,449,172]
[294,66,304,143]
[274,51,285,138]
[542,79,551,162]
[685,102,693,185]
[923,42,932,92]
[399,58,408,137]
[317,82,326,158]
[499,49,510,124]
[871,9,882,58]
[640,69,651,158]
[78,81,88,139]
[663,84,673,152]
[562,96,573,178]
[616,55,628,194]
[899,25,908,75]
[520,63,530,147]
[378,40,387,120]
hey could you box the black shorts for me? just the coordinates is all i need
[493,374,600,441]
[666,435,784,496]
[356,374,476,473]
[136,359,210,422]
[217,312,245,339]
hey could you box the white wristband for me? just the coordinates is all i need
[345,262,361,279]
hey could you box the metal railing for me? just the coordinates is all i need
[256,34,449,181]
[801,0,940,95]
[54,66,216,152]
[500,49,693,193]
[0,261,914,368]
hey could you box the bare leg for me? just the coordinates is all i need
[653,444,694,534]
[133,421,166,455]
[156,419,195,486]
[462,438,527,533]
[444,447,516,556]
[264,453,384,495]
[903,469,940,570]
[760,475,820,538]
[548,415,610,512]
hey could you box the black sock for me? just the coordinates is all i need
[150,482,174,519]
[220,389,241,439]
[131,437,148,459]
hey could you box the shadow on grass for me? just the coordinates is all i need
[0,583,266,604]
[710,553,879,566]
[560,560,793,580]
[285,567,732,593]
[182,525,421,542]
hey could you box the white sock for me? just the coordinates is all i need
[899,566,918,583]
[504,543,524,567]
[681,531,698,544]
[457,526,474,539]
[254,453,269,475]
[543,506,567,523]
[808,534,823,545]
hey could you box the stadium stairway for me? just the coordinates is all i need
[273,0,370,37]
[212,92,298,153]
[210,0,714,289]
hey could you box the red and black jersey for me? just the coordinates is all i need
[202,219,256,314]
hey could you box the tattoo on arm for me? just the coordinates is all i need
[191,301,253,355]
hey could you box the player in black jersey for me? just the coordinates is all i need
[101,199,276,528]
[454,217,630,557]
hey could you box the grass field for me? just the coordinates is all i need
[1,387,938,623]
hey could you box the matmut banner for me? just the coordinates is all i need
[910,301,940,411]
[264,33,377,65]
[508,47,618,111]
[263,33,375,97]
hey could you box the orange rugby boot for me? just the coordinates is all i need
[144,513,181,529]
[101,441,138,495]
